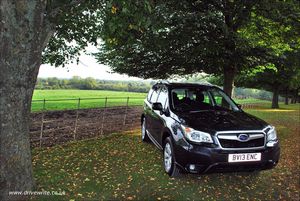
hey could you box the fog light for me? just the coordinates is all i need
[189,164,196,171]
[266,141,278,147]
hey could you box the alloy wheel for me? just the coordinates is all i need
[164,142,172,172]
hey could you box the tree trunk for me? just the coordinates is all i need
[271,85,280,109]
[285,87,289,105]
[284,96,289,105]
[0,1,53,200]
[291,89,297,104]
[223,67,236,97]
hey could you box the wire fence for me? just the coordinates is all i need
[29,97,266,148]
[30,97,144,148]
[31,96,145,112]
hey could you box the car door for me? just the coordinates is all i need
[151,86,168,143]
[144,88,154,133]
[147,85,161,138]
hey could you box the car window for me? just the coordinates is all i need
[190,90,211,104]
[173,89,185,101]
[171,88,213,111]
[209,88,239,111]
[147,89,154,102]
[150,87,160,103]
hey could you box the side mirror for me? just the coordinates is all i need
[152,102,163,111]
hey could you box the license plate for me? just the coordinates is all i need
[228,153,261,163]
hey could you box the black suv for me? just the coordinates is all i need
[141,82,280,176]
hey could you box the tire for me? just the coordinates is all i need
[141,118,150,142]
[163,137,181,177]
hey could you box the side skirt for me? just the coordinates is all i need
[146,130,163,150]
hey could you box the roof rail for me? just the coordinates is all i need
[157,80,169,84]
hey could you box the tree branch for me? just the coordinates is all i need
[47,0,86,19]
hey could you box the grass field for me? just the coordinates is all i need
[32,89,272,112]
[31,103,300,200]
[32,90,147,112]
[234,98,270,104]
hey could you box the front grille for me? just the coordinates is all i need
[217,132,265,149]
[219,138,264,148]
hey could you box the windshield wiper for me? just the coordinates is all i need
[189,110,213,113]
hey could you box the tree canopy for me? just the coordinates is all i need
[236,0,300,108]
[96,0,300,97]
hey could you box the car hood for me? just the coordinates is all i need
[177,110,268,133]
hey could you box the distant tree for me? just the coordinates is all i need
[288,68,300,104]
[69,76,83,89]
[237,50,300,108]
[83,77,97,89]
[47,77,60,87]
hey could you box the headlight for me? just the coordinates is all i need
[181,125,213,143]
[267,126,277,142]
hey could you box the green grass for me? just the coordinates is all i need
[32,90,147,112]
[31,103,300,200]
[32,89,274,112]
[234,98,270,104]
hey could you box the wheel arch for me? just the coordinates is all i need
[161,127,173,146]
[141,114,145,125]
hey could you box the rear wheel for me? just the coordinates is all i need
[141,118,150,142]
[163,137,181,177]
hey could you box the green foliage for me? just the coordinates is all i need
[235,0,300,106]
[35,76,152,92]
[40,0,299,98]
[237,49,300,92]
[40,0,299,101]
[42,0,105,66]
[97,0,269,79]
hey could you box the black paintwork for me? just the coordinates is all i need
[142,82,280,174]
[176,110,268,133]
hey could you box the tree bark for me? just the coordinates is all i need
[222,1,237,98]
[0,1,53,200]
[291,89,297,104]
[271,85,280,109]
[223,67,236,97]
[285,87,289,105]
[294,89,299,104]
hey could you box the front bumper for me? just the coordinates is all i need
[173,141,280,173]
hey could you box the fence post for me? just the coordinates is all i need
[123,97,129,125]
[100,97,108,135]
[73,98,81,140]
[39,99,46,148]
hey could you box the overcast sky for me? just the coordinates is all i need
[38,45,143,81]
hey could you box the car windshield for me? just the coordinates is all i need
[171,87,240,112]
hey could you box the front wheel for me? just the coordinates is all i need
[163,137,181,177]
